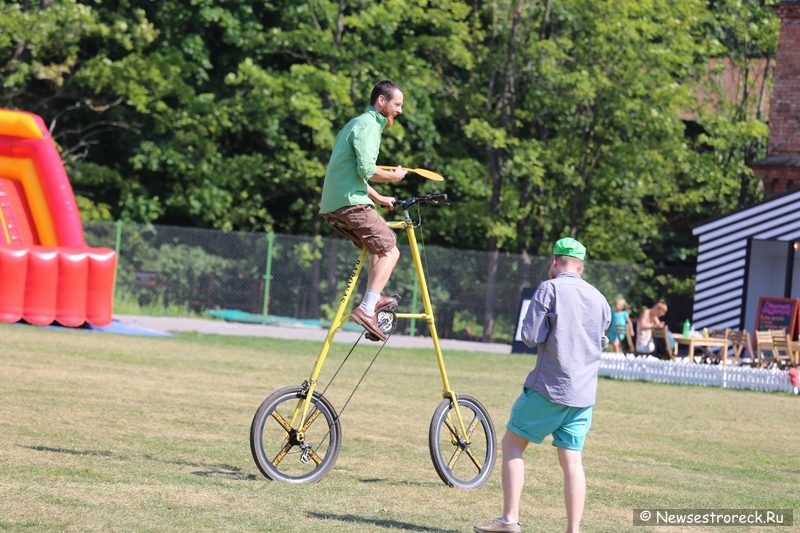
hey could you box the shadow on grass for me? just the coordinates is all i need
[359,477,442,487]
[307,511,460,532]
[26,446,113,457]
[24,446,257,481]
[143,454,259,480]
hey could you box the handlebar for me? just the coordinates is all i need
[393,193,449,211]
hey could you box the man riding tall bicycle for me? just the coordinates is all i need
[320,80,408,342]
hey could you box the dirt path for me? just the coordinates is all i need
[116,314,512,354]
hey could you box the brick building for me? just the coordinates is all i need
[750,0,800,197]
[690,1,800,335]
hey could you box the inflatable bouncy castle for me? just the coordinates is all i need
[0,109,116,327]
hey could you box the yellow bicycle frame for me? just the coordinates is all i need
[289,207,470,444]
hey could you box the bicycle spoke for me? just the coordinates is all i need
[447,447,464,470]
[464,415,479,441]
[443,417,461,441]
[307,448,323,465]
[464,445,484,470]
[271,441,294,467]
[300,408,321,432]
[270,410,293,433]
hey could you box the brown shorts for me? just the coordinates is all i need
[321,204,397,255]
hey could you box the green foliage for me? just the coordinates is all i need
[0,0,782,338]
[1,0,779,258]
[113,289,201,317]
[652,0,777,265]
[75,194,114,221]
[108,223,260,313]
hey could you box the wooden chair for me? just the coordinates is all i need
[755,330,774,365]
[651,326,676,361]
[728,330,754,366]
[769,330,794,369]
[702,327,731,364]
[710,328,730,340]
[626,320,650,357]
[617,323,635,353]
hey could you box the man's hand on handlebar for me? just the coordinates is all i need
[375,195,396,210]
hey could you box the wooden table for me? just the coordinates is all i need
[673,334,730,364]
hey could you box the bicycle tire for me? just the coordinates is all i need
[250,385,342,483]
[428,393,496,489]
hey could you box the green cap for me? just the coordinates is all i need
[553,237,586,260]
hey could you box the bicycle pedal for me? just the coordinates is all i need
[376,310,398,336]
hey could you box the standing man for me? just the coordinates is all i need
[474,238,611,533]
[320,80,407,342]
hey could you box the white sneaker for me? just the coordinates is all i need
[473,517,521,533]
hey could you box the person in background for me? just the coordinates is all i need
[608,297,633,353]
[473,237,611,533]
[635,300,668,354]
[789,364,799,395]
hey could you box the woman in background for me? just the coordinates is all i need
[635,300,668,353]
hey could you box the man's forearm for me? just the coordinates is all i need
[368,184,395,209]
[367,185,380,201]
[370,166,404,183]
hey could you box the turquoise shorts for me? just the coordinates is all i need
[506,387,593,451]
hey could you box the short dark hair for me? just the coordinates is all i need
[555,255,584,268]
[370,80,403,106]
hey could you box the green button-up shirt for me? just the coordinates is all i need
[319,106,387,214]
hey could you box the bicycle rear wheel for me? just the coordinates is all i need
[429,393,496,488]
[250,385,341,483]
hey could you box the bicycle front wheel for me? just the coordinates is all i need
[250,385,342,483]
[429,393,496,489]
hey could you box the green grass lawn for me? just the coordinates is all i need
[1,323,798,532]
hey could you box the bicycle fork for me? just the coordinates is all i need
[390,215,471,443]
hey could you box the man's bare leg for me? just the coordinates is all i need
[366,246,399,295]
[501,431,529,524]
[557,447,585,533]
[356,246,400,315]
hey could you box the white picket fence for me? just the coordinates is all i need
[600,353,793,393]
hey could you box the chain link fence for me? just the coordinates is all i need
[84,221,650,344]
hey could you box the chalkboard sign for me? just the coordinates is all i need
[512,287,537,354]
[753,296,799,339]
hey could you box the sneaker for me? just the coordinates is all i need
[351,307,388,342]
[473,518,521,533]
[375,294,401,313]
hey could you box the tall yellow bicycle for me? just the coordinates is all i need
[249,193,497,488]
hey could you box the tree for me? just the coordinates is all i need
[0,0,780,336]
[433,0,716,338]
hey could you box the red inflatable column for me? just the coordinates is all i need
[23,246,59,326]
[0,246,29,323]
[56,248,89,327]
[85,248,116,326]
